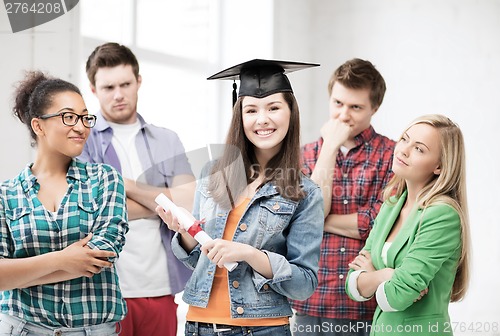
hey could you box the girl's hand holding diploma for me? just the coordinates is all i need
[155,193,238,271]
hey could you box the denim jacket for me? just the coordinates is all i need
[171,171,324,319]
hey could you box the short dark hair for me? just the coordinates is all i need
[86,42,140,86]
[328,58,386,110]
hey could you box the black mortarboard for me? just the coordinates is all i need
[207,59,319,106]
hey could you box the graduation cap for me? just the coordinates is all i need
[207,59,319,106]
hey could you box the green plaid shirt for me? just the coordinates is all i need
[0,159,128,327]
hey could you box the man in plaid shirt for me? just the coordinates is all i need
[291,59,395,336]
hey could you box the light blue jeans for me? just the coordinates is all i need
[0,314,117,336]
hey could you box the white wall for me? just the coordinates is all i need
[0,6,80,181]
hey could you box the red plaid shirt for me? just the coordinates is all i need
[291,126,395,320]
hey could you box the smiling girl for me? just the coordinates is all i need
[156,59,324,336]
[0,71,128,335]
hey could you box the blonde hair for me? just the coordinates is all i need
[383,114,470,302]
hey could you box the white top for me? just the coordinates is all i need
[109,120,171,298]
[381,241,392,267]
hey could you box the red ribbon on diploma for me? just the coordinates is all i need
[187,219,205,237]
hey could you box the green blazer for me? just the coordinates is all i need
[346,191,462,335]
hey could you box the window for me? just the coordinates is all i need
[79,0,273,150]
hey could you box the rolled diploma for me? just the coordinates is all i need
[155,193,238,272]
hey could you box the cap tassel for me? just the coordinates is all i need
[232,81,237,107]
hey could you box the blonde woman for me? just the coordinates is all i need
[346,114,470,335]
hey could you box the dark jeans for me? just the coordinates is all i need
[185,321,292,336]
[292,313,371,336]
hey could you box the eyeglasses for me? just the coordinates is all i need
[39,112,97,128]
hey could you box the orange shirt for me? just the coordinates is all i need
[187,198,289,326]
